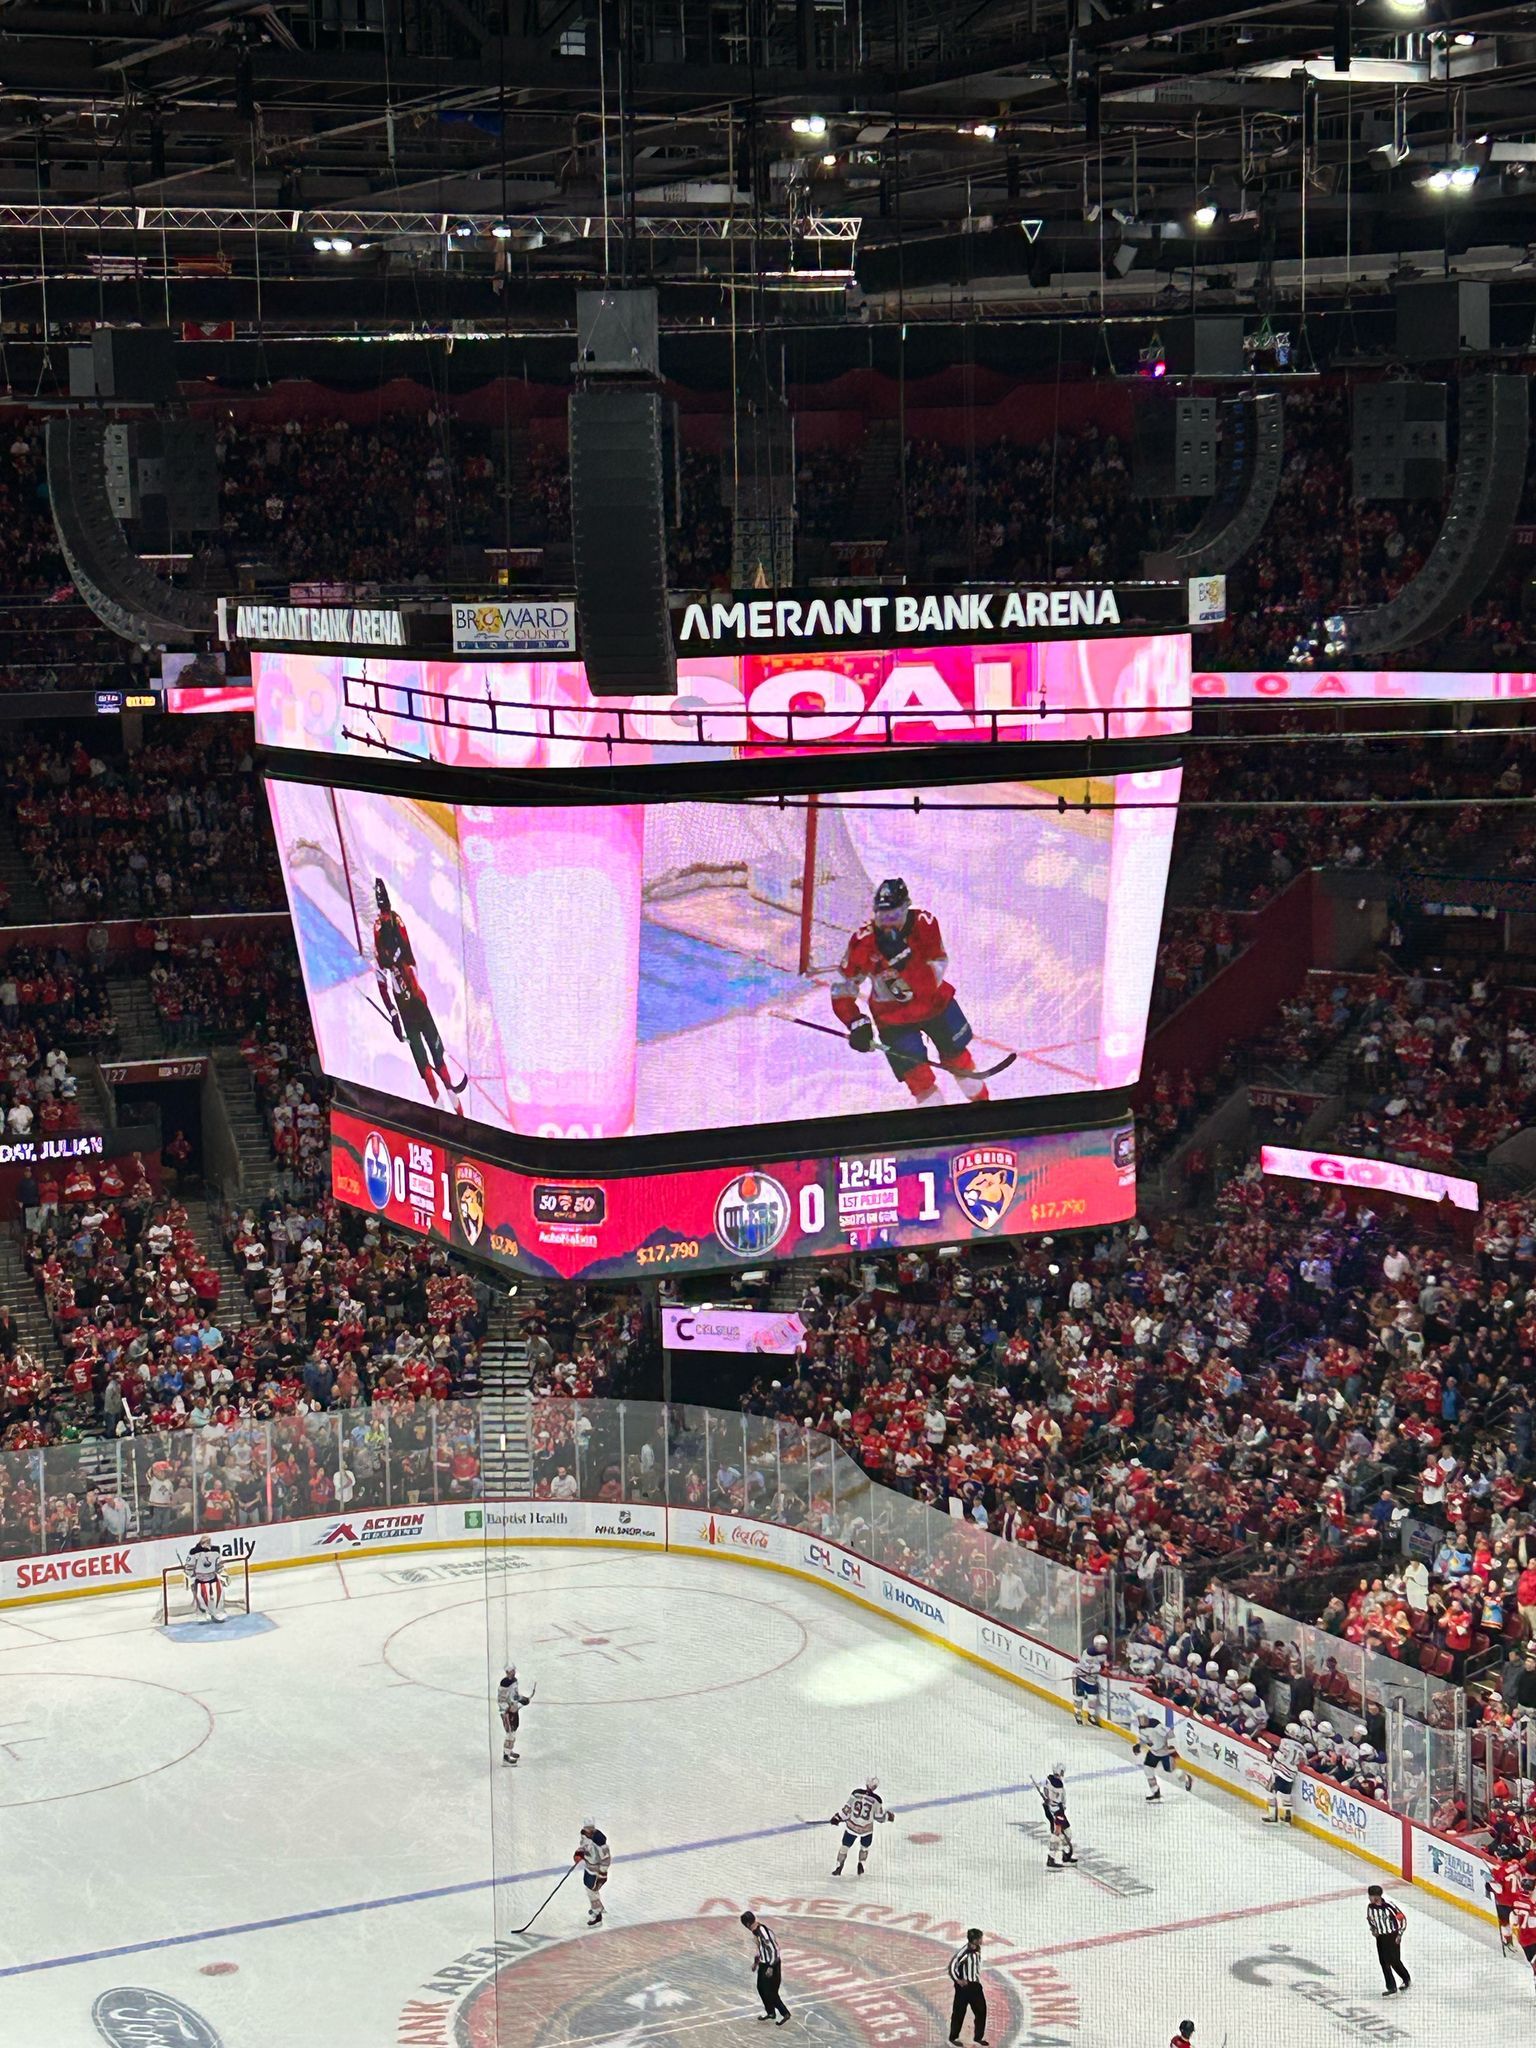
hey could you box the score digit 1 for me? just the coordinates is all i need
[916,1170,940,1223]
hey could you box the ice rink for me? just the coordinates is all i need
[0,1546,1523,2047]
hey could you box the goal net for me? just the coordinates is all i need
[642,796,874,975]
[160,1554,252,1627]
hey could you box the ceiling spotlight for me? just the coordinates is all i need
[453,221,474,237]
[820,152,838,167]
[329,236,354,254]
[1424,161,1479,192]
[964,122,998,141]
[1453,30,1476,42]
[791,114,828,138]
[1192,201,1220,228]
[312,235,333,252]
[491,221,514,239]
[1384,0,1426,14]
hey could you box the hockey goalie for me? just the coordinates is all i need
[184,1538,229,1625]
[831,878,994,1108]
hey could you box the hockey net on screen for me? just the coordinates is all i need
[642,796,874,975]
[159,1555,252,1626]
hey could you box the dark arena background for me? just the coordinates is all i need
[5,4,1536,2042]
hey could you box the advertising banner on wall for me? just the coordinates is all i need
[662,1307,808,1354]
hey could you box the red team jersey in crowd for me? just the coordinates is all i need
[835,911,954,1029]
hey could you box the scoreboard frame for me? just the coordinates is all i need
[330,1102,1137,1283]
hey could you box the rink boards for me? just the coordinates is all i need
[0,1495,1494,1925]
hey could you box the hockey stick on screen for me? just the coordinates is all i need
[507,1862,574,1936]
[789,1016,1018,1082]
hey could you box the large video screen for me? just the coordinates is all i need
[253,635,1191,769]
[268,767,1178,1143]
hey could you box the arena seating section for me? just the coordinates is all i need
[0,371,1532,1853]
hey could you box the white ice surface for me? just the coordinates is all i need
[0,1549,1517,2047]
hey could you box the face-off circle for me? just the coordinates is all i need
[433,1915,1023,2048]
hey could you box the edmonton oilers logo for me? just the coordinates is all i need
[363,1131,393,1210]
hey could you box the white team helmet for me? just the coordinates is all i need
[1240,1682,1257,1698]
[1051,1763,1065,1778]
[1186,1649,1204,1666]
[1204,1660,1220,1676]
[1285,1721,1302,1737]
[865,1776,879,1791]
[1298,1710,1317,1727]
[1093,1634,1108,1651]
[1318,1719,1336,1737]
[1353,1724,1368,1741]
[581,1817,597,1833]
[1359,1743,1376,1759]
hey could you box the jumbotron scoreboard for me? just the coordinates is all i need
[244,581,1192,1282]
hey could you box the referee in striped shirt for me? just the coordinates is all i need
[741,1912,790,2024]
[948,1929,988,2045]
[1366,1887,1410,1995]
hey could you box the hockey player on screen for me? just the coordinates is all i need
[372,877,463,1116]
[831,879,992,1108]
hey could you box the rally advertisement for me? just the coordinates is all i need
[269,768,1178,1142]
[329,1106,1137,1282]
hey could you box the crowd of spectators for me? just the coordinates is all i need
[3,725,283,918]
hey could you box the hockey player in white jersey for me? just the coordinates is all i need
[575,1819,611,1924]
[1040,1765,1076,1869]
[1126,1632,1163,1683]
[1237,1683,1269,1740]
[497,1666,535,1766]
[184,1539,226,1623]
[1073,1636,1109,1725]
[1263,1723,1306,1824]
[830,1777,895,1875]
[1134,1712,1194,1801]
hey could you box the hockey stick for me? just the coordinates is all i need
[362,991,471,1094]
[788,1017,1018,1081]
[507,1863,574,1935]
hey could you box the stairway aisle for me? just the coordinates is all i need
[210,1045,280,1199]
[478,1314,534,1500]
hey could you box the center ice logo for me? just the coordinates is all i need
[950,1146,1019,1230]
[362,1130,393,1210]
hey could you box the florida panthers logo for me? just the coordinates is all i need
[454,1161,487,1246]
[951,1146,1020,1230]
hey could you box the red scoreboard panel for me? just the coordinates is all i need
[331,1106,1136,1283]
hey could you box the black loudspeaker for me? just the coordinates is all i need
[68,326,178,403]
[104,420,220,531]
[1352,383,1447,499]
[1146,392,1285,575]
[46,417,215,644]
[1348,375,1529,656]
[1395,281,1489,362]
[569,386,677,698]
[1162,316,1246,378]
[1133,395,1218,497]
